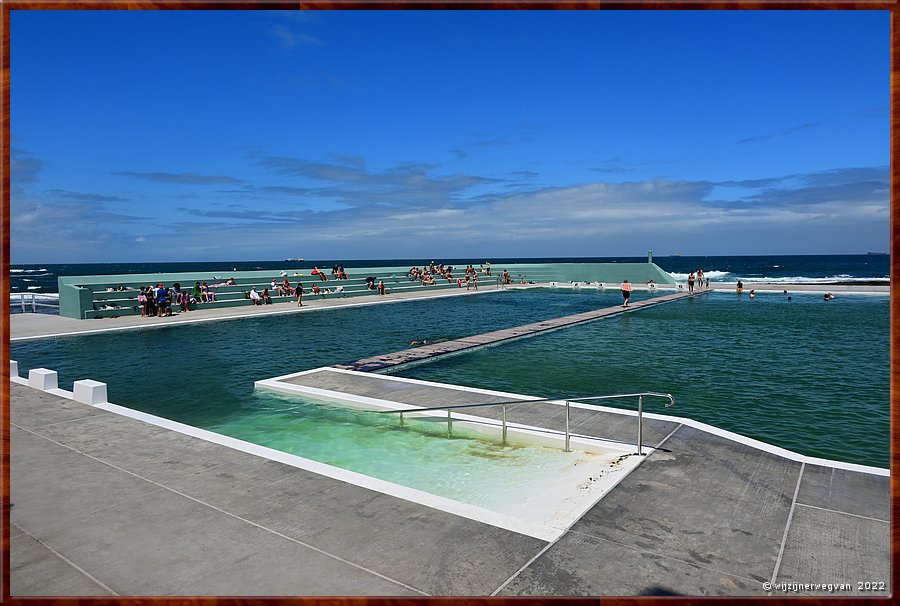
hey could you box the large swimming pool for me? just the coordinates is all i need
[11,287,888,467]
[395,290,890,467]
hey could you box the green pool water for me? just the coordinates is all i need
[395,290,890,467]
[11,288,889,467]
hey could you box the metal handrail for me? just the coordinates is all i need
[10,292,60,314]
[378,392,674,455]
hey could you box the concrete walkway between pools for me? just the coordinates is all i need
[10,376,889,597]
[333,287,708,372]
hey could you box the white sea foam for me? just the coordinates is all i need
[667,270,886,284]
[666,270,731,281]
[737,275,888,284]
[11,268,48,273]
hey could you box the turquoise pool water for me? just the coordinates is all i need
[207,391,607,516]
[11,287,888,467]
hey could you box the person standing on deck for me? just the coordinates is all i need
[621,279,633,307]
[688,272,695,292]
[296,282,304,306]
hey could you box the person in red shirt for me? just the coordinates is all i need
[621,279,633,307]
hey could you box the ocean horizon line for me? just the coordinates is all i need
[8,251,890,267]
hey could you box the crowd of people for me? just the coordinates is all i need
[132,261,514,318]
[308,264,350,282]
[407,260,492,290]
[137,282,214,318]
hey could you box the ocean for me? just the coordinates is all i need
[8,254,890,295]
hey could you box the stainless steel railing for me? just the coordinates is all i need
[10,292,60,314]
[379,392,674,455]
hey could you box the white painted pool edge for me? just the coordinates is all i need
[254,377,641,454]
[266,368,890,477]
[11,375,569,542]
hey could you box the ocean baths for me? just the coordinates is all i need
[14,280,881,594]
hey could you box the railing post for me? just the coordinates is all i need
[637,395,644,455]
[30,293,36,313]
[20,294,25,313]
[447,409,452,436]
[502,404,507,444]
[565,400,571,452]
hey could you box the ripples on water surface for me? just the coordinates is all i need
[11,288,888,467]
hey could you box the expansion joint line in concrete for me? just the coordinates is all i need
[793,502,889,524]
[12,522,120,596]
[768,462,805,594]
[15,426,430,597]
[489,422,687,597]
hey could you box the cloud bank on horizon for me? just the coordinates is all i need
[9,10,888,263]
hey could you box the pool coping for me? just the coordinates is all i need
[257,367,888,477]
[10,374,648,542]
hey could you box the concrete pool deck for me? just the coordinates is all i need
[10,378,888,596]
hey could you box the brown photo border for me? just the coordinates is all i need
[0,1,896,604]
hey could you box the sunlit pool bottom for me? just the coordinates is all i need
[216,371,651,541]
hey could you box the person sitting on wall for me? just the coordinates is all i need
[172,283,190,313]
[335,285,346,297]
[261,288,273,304]
[249,287,262,305]
[201,282,216,302]
[312,284,321,295]
[365,276,377,290]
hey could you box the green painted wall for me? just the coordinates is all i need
[57,262,675,319]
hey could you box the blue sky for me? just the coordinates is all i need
[10,10,889,263]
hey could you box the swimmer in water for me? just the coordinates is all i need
[410,338,448,347]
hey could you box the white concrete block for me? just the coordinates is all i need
[28,368,58,391]
[73,379,108,405]
[10,360,18,378]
